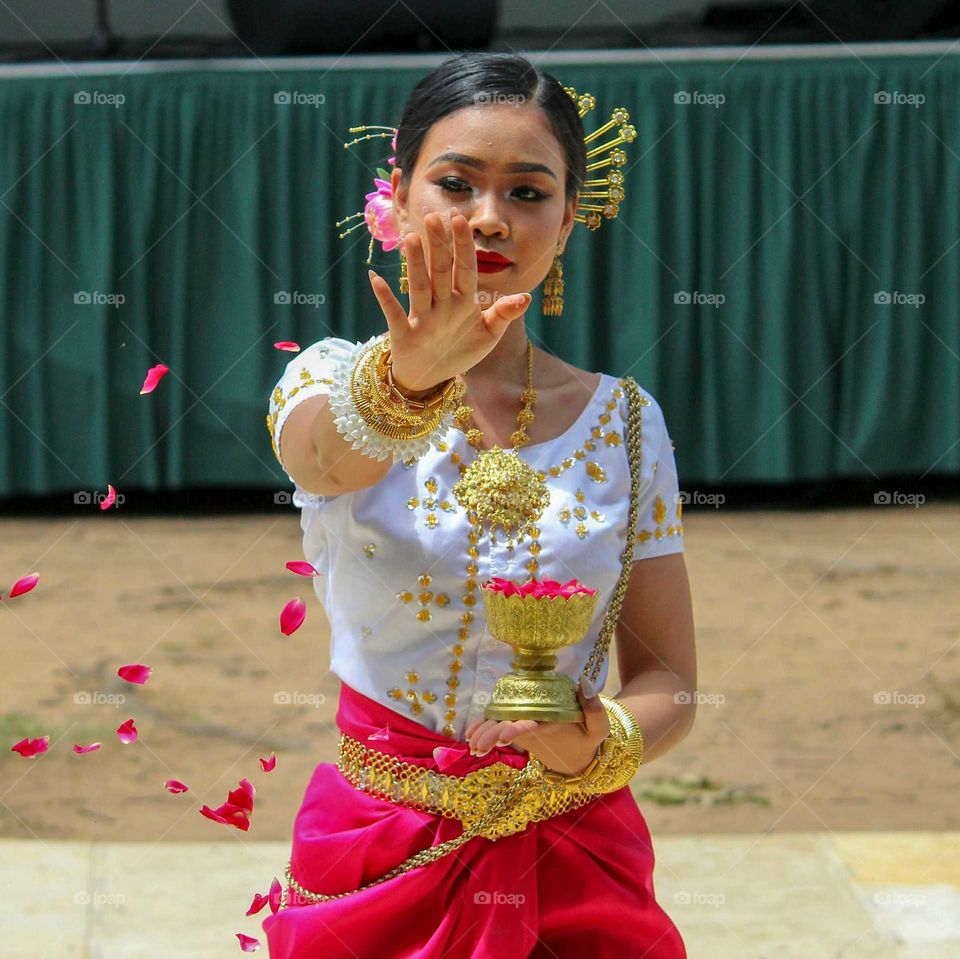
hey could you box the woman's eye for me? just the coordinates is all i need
[436,178,546,202]
[437,178,470,194]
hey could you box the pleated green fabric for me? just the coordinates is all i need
[0,51,956,494]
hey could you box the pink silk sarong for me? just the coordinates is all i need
[262,681,687,958]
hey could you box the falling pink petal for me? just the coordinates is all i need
[73,742,101,754]
[268,877,282,914]
[100,484,117,510]
[236,933,261,951]
[7,572,40,599]
[273,342,300,352]
[140,363,170,394]
[259,752,276,772]
[11,736,49,758]
[200,803,251,831]
[164,779,189,794]
[285,561,321,577]
[117,663,152,684]
[227,779,256,813]
[117,719,138,744]
[245,892,269,916]
[200,778,256,832]
[279,597,306,636]
[367,725,391,742]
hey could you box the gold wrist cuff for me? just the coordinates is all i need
[351,336,464,440]
[538,693,643,794]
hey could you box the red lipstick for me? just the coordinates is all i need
[476,250,513,273]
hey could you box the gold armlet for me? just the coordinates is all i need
[538,693,644,796]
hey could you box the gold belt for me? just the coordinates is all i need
[336,731,603,841]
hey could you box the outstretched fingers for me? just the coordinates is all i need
[403,231,433,321]
[425,212,453,302]
[450,212,477,298]
[368,268,409,337]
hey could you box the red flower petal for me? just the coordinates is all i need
[268,877,282,914]
[164,779,189,794]
[203,803,251,831]
[11,736,49,758]
[259,752,276,772]
[284,561,321,577]
[227,778,255,813]
[245,892,269,916]
[273,342,300,352]
[201,778,255,832]
[236,932,261,951]
[279,597,306,636]
[199,804,230,826]
[73,742,101,754]
[139,363,170,395]
[100,484,117,510]
[7,572,40,598]
[117,719,138,744]
[117,663,152,684]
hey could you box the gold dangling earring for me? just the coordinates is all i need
[543,242,565,316]
[399,232,409,294]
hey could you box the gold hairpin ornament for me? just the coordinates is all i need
[563,86,636,231]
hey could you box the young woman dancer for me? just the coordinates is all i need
[263,51,696,958]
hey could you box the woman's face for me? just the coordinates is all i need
[391,102,577,303]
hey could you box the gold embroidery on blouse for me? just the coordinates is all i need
[558,488,607,540]
[266,364,336,465]
[397,572,451,622]
[387,670,438,717]
[632,481,684,545]
[406,477,457,529]
[585,462,608,483]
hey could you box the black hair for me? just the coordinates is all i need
[393,52,586,203]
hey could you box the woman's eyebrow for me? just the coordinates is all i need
[427,152,557,181]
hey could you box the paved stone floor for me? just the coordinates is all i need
[2,832,959,957]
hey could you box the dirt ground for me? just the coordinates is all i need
[1,503,958,843]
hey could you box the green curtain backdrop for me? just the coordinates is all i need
[1,47,958,497]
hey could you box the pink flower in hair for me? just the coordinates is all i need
[364,179,401,250]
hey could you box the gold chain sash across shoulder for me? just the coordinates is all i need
[281,377,646,908]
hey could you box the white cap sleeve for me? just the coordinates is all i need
[631,391,685,561]
[266,336,356,483]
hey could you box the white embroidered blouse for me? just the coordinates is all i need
[266,336,685,741]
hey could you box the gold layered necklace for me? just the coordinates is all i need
[450,340,551,551]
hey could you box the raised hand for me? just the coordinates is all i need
[367,208,531,395]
